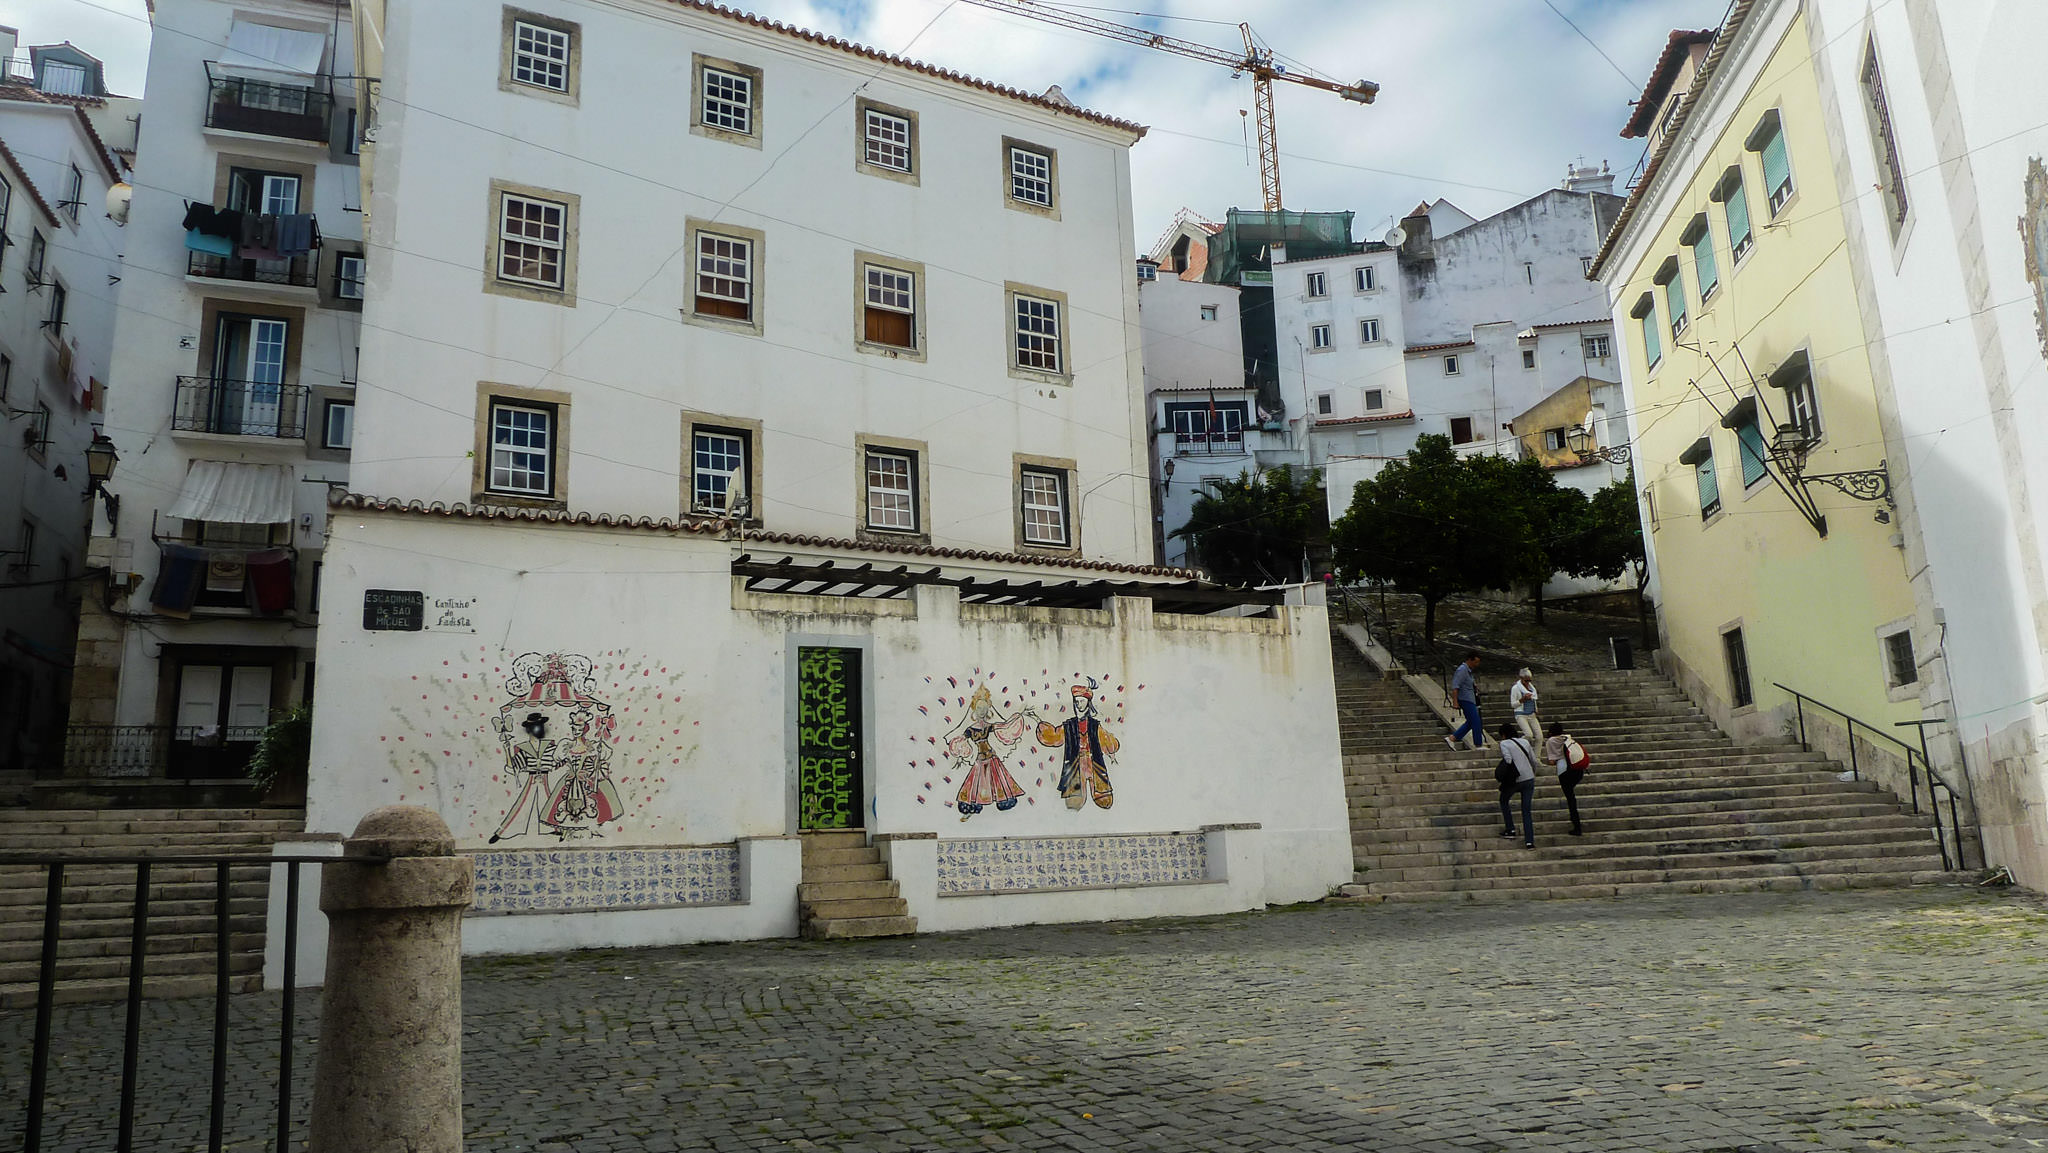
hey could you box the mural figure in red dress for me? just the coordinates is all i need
[944,685,1028,820]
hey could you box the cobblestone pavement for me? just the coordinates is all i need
[5,886,2048,1151]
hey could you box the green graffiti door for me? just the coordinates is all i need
[796,647,863,830]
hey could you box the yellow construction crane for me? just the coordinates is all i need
[956,0,1379,211]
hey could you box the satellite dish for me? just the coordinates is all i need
[105,182,133,225]
[1383,225,1408,247]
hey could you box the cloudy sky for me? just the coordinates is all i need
[11,0,1727,243]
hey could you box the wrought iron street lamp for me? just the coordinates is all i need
[83,433,120,528]
[1565,425,1632,466]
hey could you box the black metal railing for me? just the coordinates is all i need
[1774,682,1976,872]
[187,250,318,288]
[173,376,310,439]
[204,71,332,141]
[3,852,349,1153]
[62,724,265,778]
[1329,583,1458,699]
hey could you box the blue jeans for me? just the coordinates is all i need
[1452,699,1484,747]
[1499,777,1534,841]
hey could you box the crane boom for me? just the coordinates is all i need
[957,0,1378,210]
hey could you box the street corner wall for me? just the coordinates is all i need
[859,587,1350,925]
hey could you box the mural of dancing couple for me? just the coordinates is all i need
[940,677,1121,821]
[489,652,628,842]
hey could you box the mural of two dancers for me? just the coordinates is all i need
[489,652,626,842]
[924,671,1132,821]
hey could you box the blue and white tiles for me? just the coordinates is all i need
[471,845,741,914]
[936,832,1209,895]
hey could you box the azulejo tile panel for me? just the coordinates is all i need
[936,832,1209,895]
[471,845,741,914]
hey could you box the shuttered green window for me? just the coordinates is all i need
[1721,172,1753,259]
[1695,454,1721,517]
[1736,419,1768,487]
[1665,274,1688,336]
[1693,235,1718,299]
[1758,120,1794,213]
[1640,308,1660,366]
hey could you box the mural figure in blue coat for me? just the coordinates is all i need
[1035,679,1119,810]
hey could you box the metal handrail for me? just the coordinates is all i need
[172,375,312,439]
[1772,681,1972,871]
[1329,583,1457,699]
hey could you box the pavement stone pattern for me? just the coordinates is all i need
[4,886,2048,1151]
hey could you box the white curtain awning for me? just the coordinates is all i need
[219,21,327,78]
[168,462,297,525]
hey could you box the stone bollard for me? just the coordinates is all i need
[307,805,475,1153]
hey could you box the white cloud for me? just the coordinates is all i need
[19,0,1725,240]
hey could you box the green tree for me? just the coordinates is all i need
[1172,465,1327,585]
[1329,436,1557,642]
[1568,474,1652,645]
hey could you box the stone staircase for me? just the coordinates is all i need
[1335,637,1952,901]
[797,831,916,939]
[0,808,303,1006]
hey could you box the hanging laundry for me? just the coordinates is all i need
[182,202,221,234]
[276,214,317,256]
[151,545,209,617]
[185,228,235,256]
[206,551,248,594]
[247,550,294,614]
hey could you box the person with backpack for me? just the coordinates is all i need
[1543,720,1591,837]
[1494,722,1540,848]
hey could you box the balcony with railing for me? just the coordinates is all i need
[204,64,332,142]
[173,376,311,440]
[63,724,264,778]
[187,250,319,289]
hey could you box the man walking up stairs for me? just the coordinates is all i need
[1332,636,1954,901]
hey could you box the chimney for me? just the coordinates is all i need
[1564,159,1615,196]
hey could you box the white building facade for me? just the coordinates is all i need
[0,74,126,782]
[1271,177,1627,522]
[71,0,363,784]
[1806,0,2048,886]
[283,0,1349,967]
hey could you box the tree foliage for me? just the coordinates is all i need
[1172,465,1327,586]
[1331,436,1636,641]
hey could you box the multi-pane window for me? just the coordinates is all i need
[694,232,753,321]
[488,401,554,496]
[691,427,749,513]
[863,264,915,349]
[1543,428,1568,451]
[1354,265,1376,292]
[1364,388,1383,411]
[1310,324,1332,349]
[1883,630,1917,688]
[1199,304,1218,321]
[1717,168,1753,261]
[1662,265,1687,337]
[1359,318,1381,344]
[62,165,83,222]
[27,230,46,282]
[1752,113,1795,214]
[864,450,917,532]
[1774,353,1822,444]
[1584,334,1610,359]
[336,254,366,300]
[863,108,912,172]
[1685,213,1718,302]
[511,20,572,92]
[1692,447,1720,518]
[1316,394,1334,416]
[1019,467,1069,547]
[26,402,50,454]
[1013,293,1062,373]
[1723,628,1754,707]
[1305,271,1327,298]
[1522,348,1537,369]
[1009,146,1053,207]
[1449,417,1476,444]
[323,399,354,449]
[1168,405,1243,449]
[701,66,753,134]
[497,193,566,289]
[44,282,65,332]
[1861,41,1909,228]
[1443,355,1460,375]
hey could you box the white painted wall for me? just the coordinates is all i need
[0,98,124,765]
[354,0,1151,561]
[303,513,1350,953]
[1809,0,2048,884]
[90,0,362,729]
[1138,274,1241,394]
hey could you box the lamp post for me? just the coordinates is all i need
[1565,424,1631,467]
[83,433,119,529]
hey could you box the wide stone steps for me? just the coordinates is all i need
[1329,637,1951,902]
[798,831,915,940]
[0,808,301,1005]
